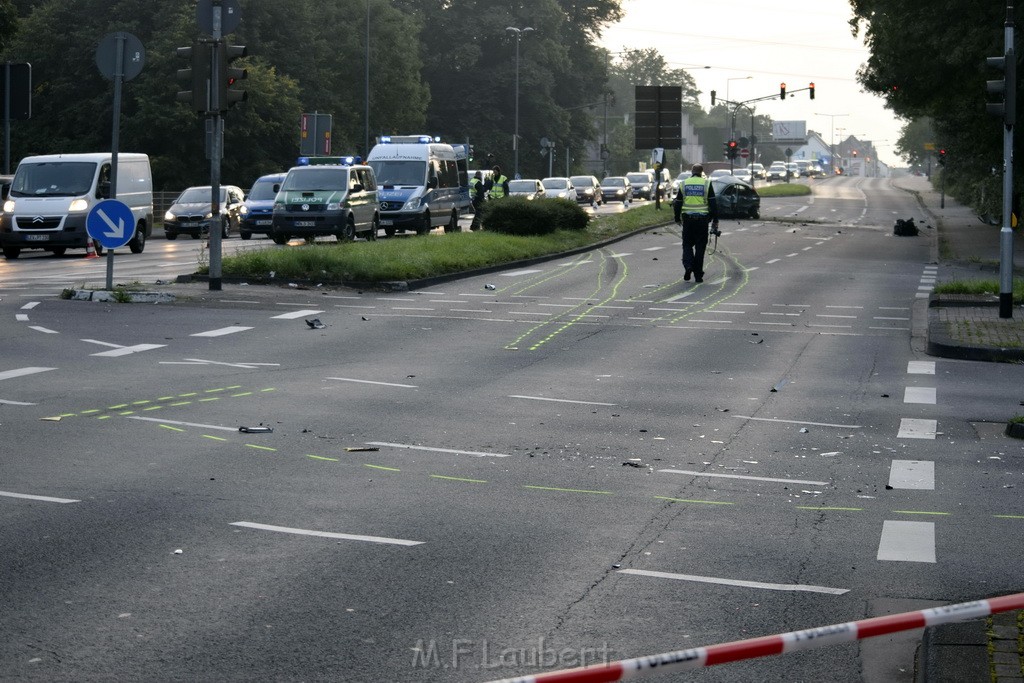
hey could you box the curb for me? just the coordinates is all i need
[926,295,1024,363]
[66,289,176,304]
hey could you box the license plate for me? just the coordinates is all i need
[256,219,271,226]
[380,219,393,226]
[180,221,198,228]
[25,234,49,241]
[295,220,315,227]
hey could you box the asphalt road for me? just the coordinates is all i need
[1,176,1021,682]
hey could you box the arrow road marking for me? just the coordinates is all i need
[98,208,125,239]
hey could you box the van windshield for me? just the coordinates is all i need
[282,168,348,192]
[368,160,426,187]
[247,180,280,201]
[11,161,97,197]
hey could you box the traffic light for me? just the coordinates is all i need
[727,140,739,159]
[780,83,786,99]
[852,149,858,158]
[219,42,248,110]
[722,141,730,159]
[809,82,815,100]
[710,89,716,106]
[938,149,946,165]
[986,49,1016,126]
[469,145,474,162]
[176,41,210,113]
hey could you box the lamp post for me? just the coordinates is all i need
[725,76,752,137]
[506,26,534,178]
[815,112,848,175]
[364,0,370,156]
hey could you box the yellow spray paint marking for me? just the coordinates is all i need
[994,515,1024,519]
[364,464,400,472]
[655,496,734,506]
[118,411,134,416]
[178,392,198,398]
[97,415,111,420]
[260,388,276,393]
[231,392,252,397]
[203,435,228,442]
[664,251,751,326]
[245,444,276,452]
[80,409,101,415]
[430,474,487,484]
[508,254,595,296]
[158,396,175,401]
[892,510,950,516]
[524,485,614,495]
[168,401,191,407]
[306,454,338,462]
[204,387,229,394]
[159,424,185,432]
[132,400,151,406]
[795,506,863,512]
[142,405,163,412]
[109,403,129,409]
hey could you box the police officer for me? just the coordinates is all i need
[486,165,510,200]
[673,163,719,283]
[469,171,485,230]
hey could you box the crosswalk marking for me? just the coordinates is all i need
[889,460,935,489]
[191,326,254,337]
[897,418,937,439]
[904,386,937,404]
[877,521,935,563]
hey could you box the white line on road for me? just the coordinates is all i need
[328,377,418,388]
[508,394,616,406]
[191,326,254,337]
[907,361,935,375]
[0,367,56,381]
[500,269,543,277]
[366,442,512,458]
[28,326,58,334]
[20,302,39,309]
[731,415,863,428]
[230,521,423,546]
[904,387,937,404]
[92,344,166,357]
[128,416,238,432]
[897,418,937,439]
[271,309,325,319]
[663,292,695,303]
[618,568,849,595]
[877,521,936,563]
[15,313,28,321]
[0,490,79,504]
[889,460,935,489]
[766,259,780,264]
[658,469,830,486]
[0,398,36,405]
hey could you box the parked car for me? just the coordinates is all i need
[507,178,546,200]
[239,173,285,240]
[626,171,655,200]
[569,175,602,206]
[766,163,787,182]
[712,177,760,219]
[748,163,766,180]
[599,176,631,204]
[732,167,753,183]
[541,177,576,201]
[164,185,245,240]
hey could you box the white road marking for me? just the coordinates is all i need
[897,418,937,439]
[732,415,863,428]
[191,326,253,337]
[15,313,28,321]
[0,367,56,381]
[366,441,512,458]
[643,246,666,251]
[230,521,423,546]
[609,253,632,257]
[766,258,780,264]
[907,361,935,375]
[618,568,849,595]
[904,387,937,404]
[691,319,733,324]
[0,398,35,405]
[889,460,935,490]
[658,469,830,486]
[92,344,166,357]
[333,304,376,309]
[807,324,852,329]
[786,252,799,257]
[827,305,863,309]
[877,521,935,563]
[159,358,280,369]
[0,490,79,504]
[128,416,238,431]
[663,291,695,303]
[874,316,909,321]
[500,269,543,277]
[328,377,417,388]
[271,309,325,319]
[28,326,58,334]
[816,314,857,319]
[20,302,40,309]
[391,307,435,311]
[508,394,616,406]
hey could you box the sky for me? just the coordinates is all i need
[598,0,904,166]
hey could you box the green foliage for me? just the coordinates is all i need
[934,277,1024,304]
[481,196,589,236]
[757,183,811,197]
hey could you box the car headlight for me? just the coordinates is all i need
[239,205,248,215]
[273,202,284,211]
[327,202,341,211]
[68,198,89,212]
[204,211,214,219]
[403,197,422,211]
[4,199,14,212]
[164,211,176,221]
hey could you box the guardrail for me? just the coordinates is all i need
[483,592,1024,683]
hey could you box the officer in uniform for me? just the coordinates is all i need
[469,171,485,230]
[673,163,719,283]
[485,165,510,200]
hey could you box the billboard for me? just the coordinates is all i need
[772,120,807,143]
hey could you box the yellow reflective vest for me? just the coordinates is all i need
[681,176,711,214]
[489,175,508,199]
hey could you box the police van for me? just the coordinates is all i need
[0,152,153,259]
[366,135,470,236]
[270,156,379,244]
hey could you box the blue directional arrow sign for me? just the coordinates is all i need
[86,199,135,250]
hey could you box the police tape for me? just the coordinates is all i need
[483,592,1024,683]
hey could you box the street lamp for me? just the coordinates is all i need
[506,26,534,178]
[725,76,752,136]
[815,112,848,175]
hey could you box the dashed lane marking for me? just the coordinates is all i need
[0,490,79,504]
[617,568,849,595]
[908,361,935,375]
[731,415,863,429]
[904,387,937,404]
[271,309,325,319]
[328,377,418,388]
[877,520,936,563]
[508,394,616,406]
[127,416,237,432]
[658,469,830,486]
[0,367,55,381]
[366,442,513,458]
[190,326,254,337]
[28,326,57,334]
[230,521,424,547]
[888,460,936,490]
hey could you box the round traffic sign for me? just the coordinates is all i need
[740,148,750,159]
[87,199,136,250]
[95,32,145,82]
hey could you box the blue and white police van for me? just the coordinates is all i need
[366,135,470,236]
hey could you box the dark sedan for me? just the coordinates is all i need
[712,177,760,219]
[599,176,631,205]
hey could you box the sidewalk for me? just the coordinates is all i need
[891,173,1024,682]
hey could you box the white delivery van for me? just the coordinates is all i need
[0,152,153,259]
[366,135,469,237]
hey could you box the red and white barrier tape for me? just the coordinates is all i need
[484,592,1024,683]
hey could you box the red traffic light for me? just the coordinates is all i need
[780,82,786,99]
[809,82,815,99]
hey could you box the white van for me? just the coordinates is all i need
[0,152,153,259]
[366,135,469,237]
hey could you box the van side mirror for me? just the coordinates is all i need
[428,176,438,189]
[273,184,280,193]
[98,180,111,199]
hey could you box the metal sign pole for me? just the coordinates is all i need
[4,62,9,175]
[208,4,223,291]
[106,33,126,292]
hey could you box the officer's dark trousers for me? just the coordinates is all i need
[681,213,711,277]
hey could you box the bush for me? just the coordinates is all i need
[481,196,590,236]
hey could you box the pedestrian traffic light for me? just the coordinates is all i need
[780,83,786,99]
[219,42,248,111]
[938,149,946,165]
[809,82,815,100]
[176,41,210,113]
[727,139,738,159]
[986,49,1016,127]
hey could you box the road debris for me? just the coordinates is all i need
[239,425,273,434]
[306,318,326,329]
